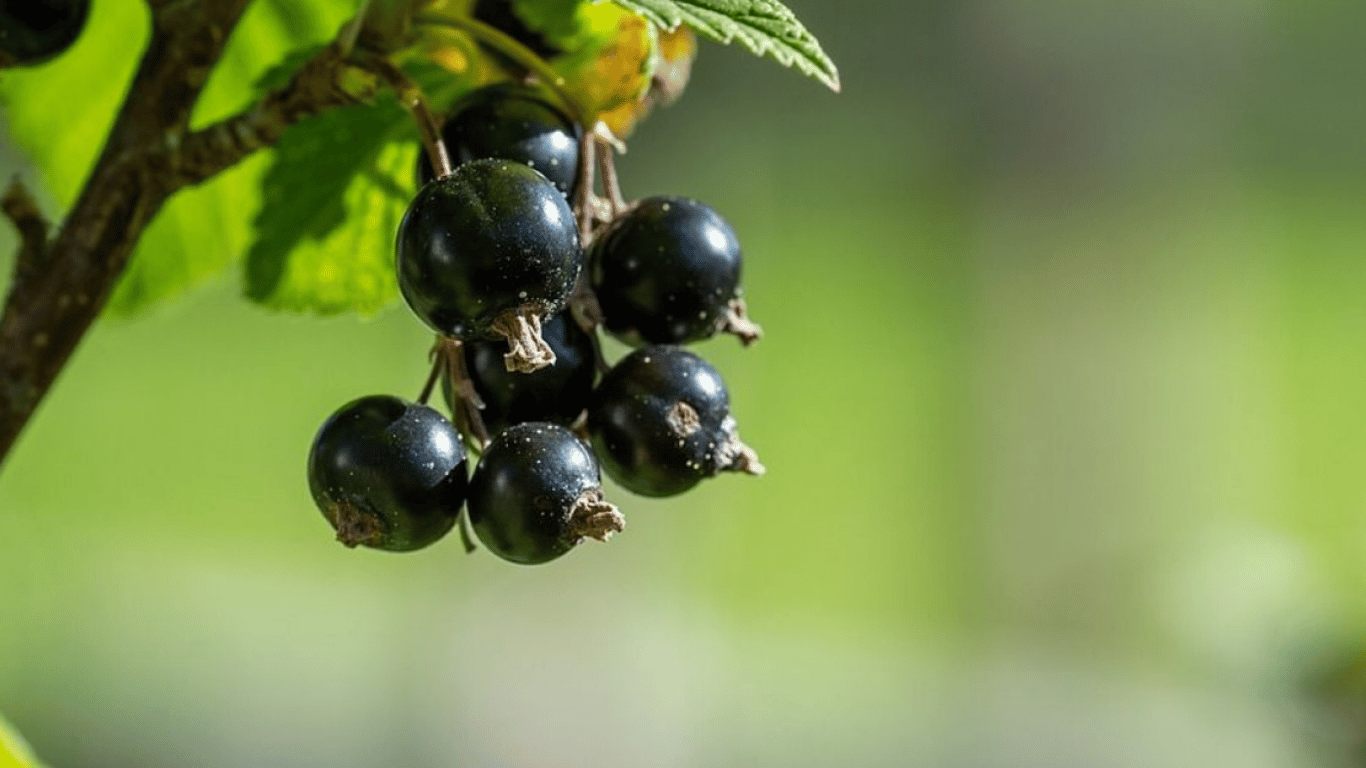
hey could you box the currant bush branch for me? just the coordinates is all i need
[175,43,357,187]
[0,0,404,471]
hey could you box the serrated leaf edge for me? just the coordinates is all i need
[607,0,839,91]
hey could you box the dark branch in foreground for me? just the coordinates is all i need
[0,0,367,469]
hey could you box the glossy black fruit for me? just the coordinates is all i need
[468,423,623,564]
[589,346,763,497]
[416,84,580,196]
[445,309,597,435]
[0,0,90,67]
[308,395,468,552]
[590,196,749,346]
[397,158,581,364]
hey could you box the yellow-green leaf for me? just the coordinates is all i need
[0,0,359,315]
[244,100,417,316]
[243,56,485,315]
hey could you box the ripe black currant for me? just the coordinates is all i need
[445,309,597,436]
[590,196,760,346]
[0,0,90,67]
[397,158,581,371]
[307,395,468,552]
[468,423,624,564]
[589,346,763,497]
[416,84,580,197]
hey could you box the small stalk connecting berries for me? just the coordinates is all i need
[595,131,628,218]
[421,336,490,451]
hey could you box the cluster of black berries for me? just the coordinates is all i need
[307,84,764,565]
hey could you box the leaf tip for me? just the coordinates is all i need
[824,67,841,93]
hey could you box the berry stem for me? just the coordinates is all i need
[357,53,453,179]
[574,130,597,243]
[456,508,478,554]
[423,336,490,449]
[417,338,446,405]
[595,135,627,217]
[412,98,454,180]
[568,276,611,375]
[445,338,491,449]
[412,12,586,126]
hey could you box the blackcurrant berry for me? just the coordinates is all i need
[468,423,624,564]
[445,309,597,435]
[589,346,763,498]
[590,196,760,346]
[416,84,580,196]
[0,0,90,67]
[397,158,581,371]
[307,395,468,552]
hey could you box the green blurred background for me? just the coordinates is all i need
[4,0,1366,766]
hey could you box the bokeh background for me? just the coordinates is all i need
[4,0,1366,766]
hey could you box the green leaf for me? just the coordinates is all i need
[108,0,357,314]
[608,0,839,91]
[0,0,357,315]
[507,0,585,45]
[244,98,417,315]
[109,153,272,313]
[253,43,330,93]
[243,56,482,315]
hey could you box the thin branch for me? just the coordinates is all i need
[175,43,356,187]
[2,178,49,283]
[0,2,375,470]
